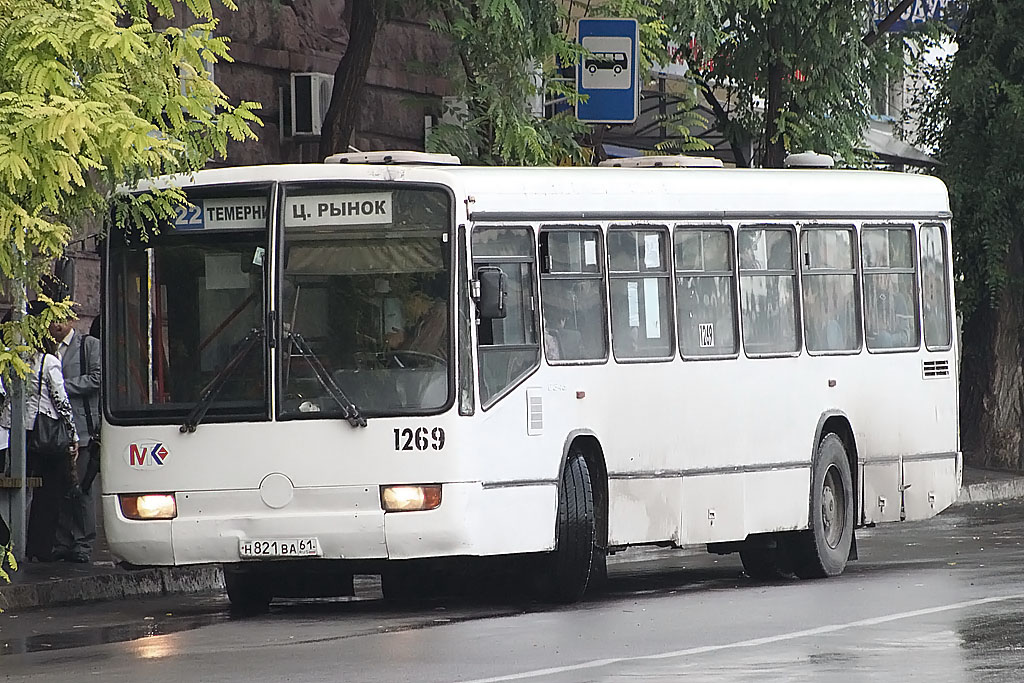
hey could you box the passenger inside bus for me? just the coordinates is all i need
[544,305,584,361]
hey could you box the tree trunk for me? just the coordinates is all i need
[318,0,385,160]
[960,235,1024,470]
[762,10,786,168]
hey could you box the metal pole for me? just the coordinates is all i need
[9,287,26,561]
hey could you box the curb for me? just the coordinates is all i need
[956,479,1024,505]
[0,565,223,613]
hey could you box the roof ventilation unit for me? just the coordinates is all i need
[598,155,724,168]
[324,150,462,165]
[783,151,835,168]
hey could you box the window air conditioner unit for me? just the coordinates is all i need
[290,72,334,137]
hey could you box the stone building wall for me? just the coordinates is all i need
[207,0,452,165]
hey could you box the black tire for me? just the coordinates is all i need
[545,451,596,603]
[790,433,854,579]
[586,546,608,595]
[739,545,790,580]
[224,566,273,615]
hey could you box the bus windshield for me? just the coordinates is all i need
[107,188,270,422]
[279,185,452,418]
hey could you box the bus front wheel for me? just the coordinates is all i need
[224,565,273,615]
[791,433,854,579]
[545,450,597,603]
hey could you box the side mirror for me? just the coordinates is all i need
[476,266,507,319]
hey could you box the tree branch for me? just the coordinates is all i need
[864,0,915,46]
[693,72,749,168]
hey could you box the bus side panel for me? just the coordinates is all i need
[607,479,682,546]
[679,474,745,545]
[742,468,808,534]
[903,455,959,521]
[861,460,902,524]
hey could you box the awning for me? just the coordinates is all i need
[863,120,937,167]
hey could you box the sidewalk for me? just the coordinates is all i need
[2,465,1023,613]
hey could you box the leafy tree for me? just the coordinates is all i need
[318,0,414,161]
[0,0,261,379]
[931,0,1024,470]
[424,0,680,165]
[663,0,924,167]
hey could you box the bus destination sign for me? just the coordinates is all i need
[174,197,268,231]
[285,192,393,227]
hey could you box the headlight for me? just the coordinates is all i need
[380,485,442,512]
[119,493,177,520]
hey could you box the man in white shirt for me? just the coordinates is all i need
[50,320,101,563]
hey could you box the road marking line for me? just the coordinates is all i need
[459,593,1024,683]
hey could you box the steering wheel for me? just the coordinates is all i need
[385,350,446,369]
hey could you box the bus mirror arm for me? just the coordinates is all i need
[180,328,263,433]
[475,267,507,320]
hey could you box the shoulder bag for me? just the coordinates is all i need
[27,355,73,458]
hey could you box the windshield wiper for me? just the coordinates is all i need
[181,328,262,433]
[288,331,367,428]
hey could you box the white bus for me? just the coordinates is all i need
[101,152,960,611]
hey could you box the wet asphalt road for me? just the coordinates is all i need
[2,500,1023,682]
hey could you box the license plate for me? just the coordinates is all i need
[239,537,322,559]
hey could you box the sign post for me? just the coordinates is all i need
[576,18,640,124]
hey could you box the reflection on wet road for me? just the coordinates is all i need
[2,500,1023,682]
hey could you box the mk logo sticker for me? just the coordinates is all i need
[125,442,170,469]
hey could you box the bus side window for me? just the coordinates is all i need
[539,228,608,362]
[607,227,673,361]
[800,227,860,353]
[920,224,952,350]
[675,227,738,358]
[738,226,799,355]
[471,227,540,406]
[863,226,919,351]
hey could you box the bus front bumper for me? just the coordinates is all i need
[102,482,557,566]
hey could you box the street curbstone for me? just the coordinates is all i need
[956,479,1024,505]
[0,565,224,612]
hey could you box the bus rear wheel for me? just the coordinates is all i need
[224,565,273,615]
[791,433,854,579]
[544,450,596,603]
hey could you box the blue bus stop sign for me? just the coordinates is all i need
[576,18,639,124]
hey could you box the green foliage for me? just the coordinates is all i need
[662,0,920,167]
[426,1,674,165]
[426,0,586,165]
[930,1,1024,317]
[0,0,261,376]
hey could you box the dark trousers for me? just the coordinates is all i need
[26,445,71,560]
[55,443,97,558]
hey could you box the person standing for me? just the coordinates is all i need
[0,339,80,561]
[50,320,100,563]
